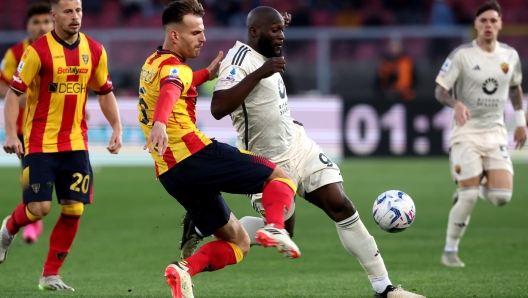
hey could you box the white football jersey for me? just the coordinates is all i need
[436,40,522,145]
[214,41,294,161]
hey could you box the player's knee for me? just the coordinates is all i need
[27,201,52,217]
[457,187,479,205]
[269,166,297,187]
[487,189,512,207]
[236,233,251,256]
[61,202,84,217]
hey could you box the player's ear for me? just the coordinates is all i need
[249,26,259,38]
[169,30,179,43]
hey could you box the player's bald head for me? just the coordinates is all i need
[246,6,283,29]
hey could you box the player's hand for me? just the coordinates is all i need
[453,101,470,126]
[107,130,122,154]
[3,135,24,159]
[206,51,224,80]
[514,126,526,149]
[281,12,291,27]
[144,121,168,156]
[255,57,286,79]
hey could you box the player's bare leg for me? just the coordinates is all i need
[478,169,512,206]
[305,182,424,297]
[443,176,480,267]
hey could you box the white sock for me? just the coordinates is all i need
[479,185,512,207]
[239,216,265,246]
[445,187,478,252]
[335,213,391,293]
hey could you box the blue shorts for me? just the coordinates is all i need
[159,140,276,237]
[22,151,93,204]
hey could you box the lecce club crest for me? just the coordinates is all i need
[82,54,89,65]
[500,62,509,74]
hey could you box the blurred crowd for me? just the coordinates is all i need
[2,0,527,30]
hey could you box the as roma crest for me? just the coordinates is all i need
[82,54,89,65]
[500,62,509,74]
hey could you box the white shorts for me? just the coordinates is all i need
[450,141,513,182]
[250,123,343,220]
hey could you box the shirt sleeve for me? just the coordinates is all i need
[435,51,462,91]
[10,46,41,94]
[510,51,522,86]
[0,49,17,84]
[90,46,114,95]
[214,59,249,92]
[159,64,192,94]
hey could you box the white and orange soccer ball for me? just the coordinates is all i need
[372,190,416,233]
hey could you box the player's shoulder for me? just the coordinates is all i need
[498,42,519,56]
[447,41,474,59]
[80,32,104,53]
[225,41,254,67]
[8,39,29,56]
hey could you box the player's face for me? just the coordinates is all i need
[474,10,502,42]
[27,14,53,42]
[176,14,206,59]
[258,17,285,58]
[51,0,83,36]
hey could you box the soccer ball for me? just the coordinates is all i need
[372,190,415,233]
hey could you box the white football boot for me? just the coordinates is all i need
[374,285,426,298]
[0,216,16,264]
[38,275,75,291]
[165,263,194,298]
[441,251,465,267]
[255,225,300,258]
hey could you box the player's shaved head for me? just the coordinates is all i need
[247,6,283,29]
[246,6,285,58]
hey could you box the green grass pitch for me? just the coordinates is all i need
[0,158,527,297]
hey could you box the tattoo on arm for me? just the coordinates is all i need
[435,85,457,108]
[509,85,524,110]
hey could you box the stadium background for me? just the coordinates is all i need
[1,1,528,297]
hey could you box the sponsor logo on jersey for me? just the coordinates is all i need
[57,67,88,75]
[12,75,22,84]
[440,59,451,73]
[48,82,87,94]
[169,68,179,78]
[16,61,24,74]
[482,78,498,95]
[500,62,509,74]
[278,78,286,99]
[226,67,236,81]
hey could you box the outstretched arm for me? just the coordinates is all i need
[510,85,526,149]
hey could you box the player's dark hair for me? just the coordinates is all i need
[162,0,205,27]
[27,2,51,20]
[475,1,502,17]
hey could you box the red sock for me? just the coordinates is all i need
[6,203,35,235]
[42,214,81,277]
[182,240,239,277]
[261,179,295,229]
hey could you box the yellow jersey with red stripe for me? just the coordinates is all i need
[0,38,30,135]
[10,31,113,154]
[139,47,212,176]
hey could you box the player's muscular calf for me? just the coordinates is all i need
[305,183,357,222]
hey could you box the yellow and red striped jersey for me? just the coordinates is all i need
[139,47,212,176]
[0,38,30,135]
[10,30,113,154]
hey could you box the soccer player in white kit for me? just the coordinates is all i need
[435,1,526,268]
[180,6,425,298]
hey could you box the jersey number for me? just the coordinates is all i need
[70,173,90,194]
[139,97,149,124]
